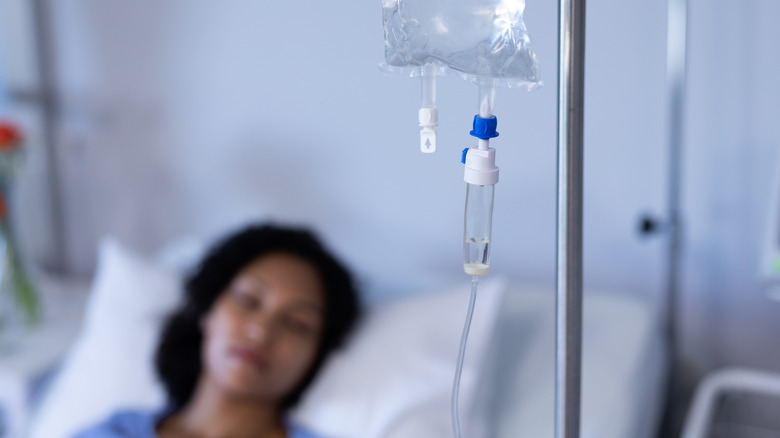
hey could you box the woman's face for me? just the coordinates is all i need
[202,252,325,402]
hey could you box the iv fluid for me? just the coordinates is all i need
[381,0,541,89]
[464,238,490,276]
[464,183,494,276]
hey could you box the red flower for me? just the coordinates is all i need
[0,121,23,152]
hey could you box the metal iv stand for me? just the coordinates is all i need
[555,0,586,437]
[554,0,689,436]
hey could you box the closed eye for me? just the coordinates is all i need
[231,290,260,311]
[280,316,316,336]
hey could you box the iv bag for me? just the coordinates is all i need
[381,0,541,89]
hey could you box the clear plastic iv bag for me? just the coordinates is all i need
[381,0,541,89]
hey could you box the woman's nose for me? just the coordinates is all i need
[245,317,271,343]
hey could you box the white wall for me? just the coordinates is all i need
[682,0,780,372]
[19,0,668,298]
[5,0,779,373]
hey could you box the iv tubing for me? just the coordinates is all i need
[477,85,496,151]
[422,66,436,108]
[419,65,439,153]
[478,84,495,118]
[452,275,479,438]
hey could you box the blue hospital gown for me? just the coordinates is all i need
[73,410,321,438]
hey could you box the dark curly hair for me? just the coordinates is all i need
[154,223,361,411]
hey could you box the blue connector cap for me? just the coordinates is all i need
[469,115,499,140]
[461,147,470,164]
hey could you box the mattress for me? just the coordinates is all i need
[472,284,667,438]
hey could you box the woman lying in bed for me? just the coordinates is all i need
[75,224,361,438]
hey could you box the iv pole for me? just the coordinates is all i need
[555,0,586,437]
[659,0,688,434]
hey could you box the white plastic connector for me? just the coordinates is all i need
[463,147,499,186]
[419,107,438,153]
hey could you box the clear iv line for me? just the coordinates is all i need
[452,275,480,438]
[479,84,495,118]
[477,84,496,150]
[419,65,439,153]
[455,85,498,438]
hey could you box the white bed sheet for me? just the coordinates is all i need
[473,284,667,438]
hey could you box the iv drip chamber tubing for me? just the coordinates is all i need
[422,68,436,108]
[451,276,479,438]
[478,84,495,118]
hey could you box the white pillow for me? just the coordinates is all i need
[291,276,508,438]
[30,237,507,438]
[28,238,182,438]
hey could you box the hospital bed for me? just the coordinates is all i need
[26,238,666,438]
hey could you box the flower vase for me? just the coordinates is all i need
[0,121,40,353]
[0,221,39,353]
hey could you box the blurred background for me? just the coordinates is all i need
[0,0,779,437]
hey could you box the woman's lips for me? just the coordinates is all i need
[230,347,268,370]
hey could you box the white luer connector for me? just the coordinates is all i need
[419,107,438,153]
[463,147,499,185]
